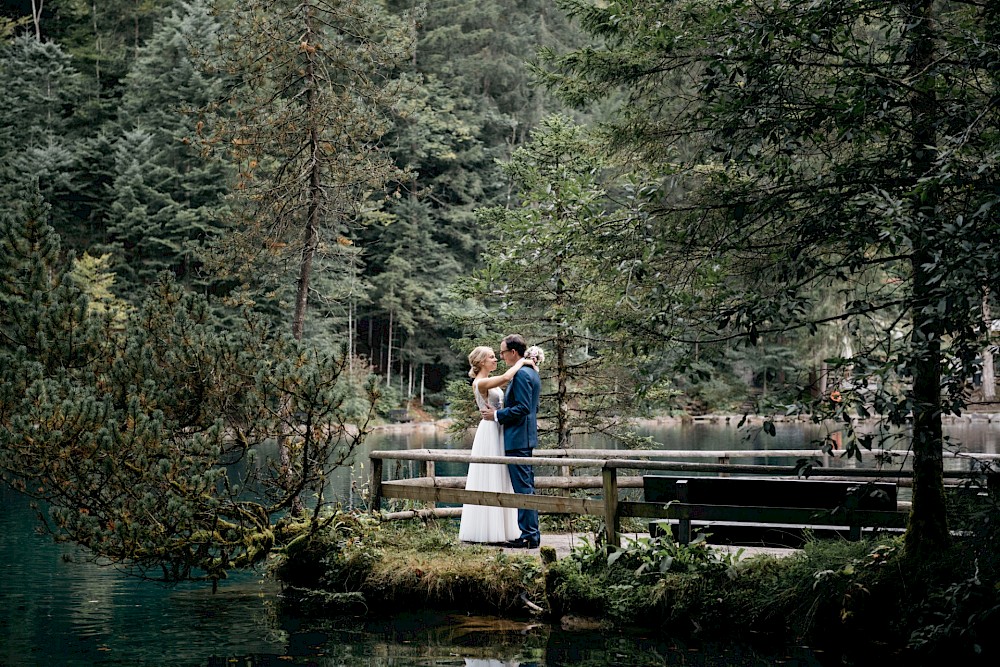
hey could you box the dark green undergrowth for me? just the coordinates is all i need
[546,531,1000,662]
[273,503,1000,662]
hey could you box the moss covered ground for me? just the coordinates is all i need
[271,510,1000,663]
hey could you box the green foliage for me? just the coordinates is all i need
[104,0,229,292]
[547,531,1000,659]
[0,16,27,42]
[0,186,100,372]
[45,0,172,87]
[464,115,649,445]
[0,0,608,404]
[66,251,130,325]
[0,193,380,584]
[909,562,1000,659]
[539,0,1000,554]
[605,534,739,579]
[208,0,411,341]
[0,35,84,230]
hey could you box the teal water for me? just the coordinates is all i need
[0,480,827,665]
[3,421,996,665]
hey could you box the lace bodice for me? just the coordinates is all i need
[472,379,504,412]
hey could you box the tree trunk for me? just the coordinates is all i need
[291,28,322,341]
[385,310,393,387]
[285,3,326,516]
[903,0,948,558]
[556,330,570,448]
[555,256,571,448]
[91,2,101,89]
[348,299,354,375]
[983,292,995,401]
[982,348,995,401]
[31,0,43,40]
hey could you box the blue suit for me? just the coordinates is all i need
[496,365,541,543]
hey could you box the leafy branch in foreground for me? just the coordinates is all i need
[0,189,378,585]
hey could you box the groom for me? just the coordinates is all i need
[481,334,541,549]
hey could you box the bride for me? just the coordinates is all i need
[459,345,537,543]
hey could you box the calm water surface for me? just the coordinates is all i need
[4,421,997,665]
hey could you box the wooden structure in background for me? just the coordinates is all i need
[368,448,995,547]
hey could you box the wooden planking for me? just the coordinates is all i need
[619,501,909,528]
[643,476,898,509]
[414,447,1000,462]
[385,475,644,489]
[380,481,606,515]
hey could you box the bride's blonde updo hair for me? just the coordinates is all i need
[468,346,494,379]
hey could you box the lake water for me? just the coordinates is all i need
[3,420,997,666]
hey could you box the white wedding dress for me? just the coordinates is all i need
[458,380,520,543]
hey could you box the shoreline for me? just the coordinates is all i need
[371,409,1000,436]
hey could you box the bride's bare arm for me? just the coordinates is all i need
[476,357,537,392]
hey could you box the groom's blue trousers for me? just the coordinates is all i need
[506,447,540,542]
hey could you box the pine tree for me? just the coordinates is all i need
[468,115,640,445]
[0,184,380,585]
[0,184,100,371]
[208,0,411,342]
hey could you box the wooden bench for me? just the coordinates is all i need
[642,476,907,547]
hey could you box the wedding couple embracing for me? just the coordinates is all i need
[459,334,542,549]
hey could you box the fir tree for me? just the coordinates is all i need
[0,35,84,232]
[468,115,641,445]
[106,0,229,294]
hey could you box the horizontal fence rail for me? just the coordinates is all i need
[368,448,997,547]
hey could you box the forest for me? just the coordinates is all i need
[2,0,999,580]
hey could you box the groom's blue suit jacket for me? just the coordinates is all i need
[496,366,541,451]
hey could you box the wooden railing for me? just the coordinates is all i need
[368,448,997,547]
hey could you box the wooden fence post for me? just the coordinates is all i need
[848,511,861,541]
[424,460,436,511]
[717,455,730,477]
[369,456,383,512]
[676,479,691,544]
[602,465,620,548]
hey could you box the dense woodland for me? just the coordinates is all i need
[1,0,999,579]
[0,0,600,409]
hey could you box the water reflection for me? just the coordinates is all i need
[204,611,829,667]
[4,420,998,665]
[1,476,833,665]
